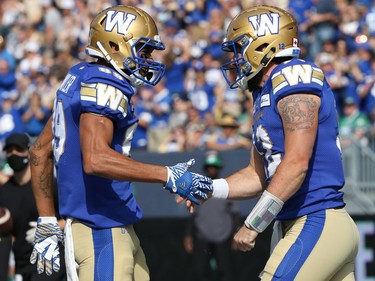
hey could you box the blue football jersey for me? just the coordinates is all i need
[51,62,142,228]
[252,58,345,220]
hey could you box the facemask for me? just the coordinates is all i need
[7,154,29,172]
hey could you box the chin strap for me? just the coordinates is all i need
[237,64,264,90]
[237,47,276,90]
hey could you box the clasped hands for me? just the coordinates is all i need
[168,160,259,252]
[165,159,213,205]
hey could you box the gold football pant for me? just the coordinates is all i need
[261,208,359,281]
[71,221,149,281]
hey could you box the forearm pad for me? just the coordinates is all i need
[244,190,284,233]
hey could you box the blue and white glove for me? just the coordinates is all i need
[165,159,213,205]
[30,217,64,275]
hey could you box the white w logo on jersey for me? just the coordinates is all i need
[96,83,124,110]
[282,65,313,86]
[248,13,280,37]
[105,11,136,35]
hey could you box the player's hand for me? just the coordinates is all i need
[25,221,37,244]
[165,159,213,205]
[191,171,213,194]
[233,225,259,252]
[176,197,198,214]
[30,217,64,275]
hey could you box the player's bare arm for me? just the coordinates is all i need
[226,146,265,199]
[80,112,168,183]
[29,116,56,217]
[267,93,320,201]
[182,139,267,213]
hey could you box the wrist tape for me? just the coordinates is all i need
[244,190,284,233]
[212,178,229,199]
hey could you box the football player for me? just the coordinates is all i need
[185,5,359,281]
[29,5,212,281]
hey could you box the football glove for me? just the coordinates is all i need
[165,159,213,205]
[30,217,64,275]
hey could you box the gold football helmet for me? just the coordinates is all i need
[221,5,300,89]
[86,5,166,87]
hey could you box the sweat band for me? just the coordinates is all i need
[212,178,229,199]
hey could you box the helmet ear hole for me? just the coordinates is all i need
[109,42,119,51]
[256,43,269,52]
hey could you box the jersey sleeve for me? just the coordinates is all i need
[79,66,133,122]
[271,61,324,102]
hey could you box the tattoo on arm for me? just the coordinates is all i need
[278,95,318,132]
[30,138,54,199]
[30,141,41,166]
[39,157,54,199]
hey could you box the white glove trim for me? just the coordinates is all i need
[212,178,229,199]
[244,190,284,233]
[165,166,177,192]
[38,217,58,224]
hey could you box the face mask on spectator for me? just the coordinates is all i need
[7,154,29,171]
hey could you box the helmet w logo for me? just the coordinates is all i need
[248,13,280,37]
[105,11,136,35]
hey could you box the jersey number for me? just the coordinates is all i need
[52,99,136,162]
[52,100,66,163]
[256,125,282,179]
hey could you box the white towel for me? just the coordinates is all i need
[64,218,79,281]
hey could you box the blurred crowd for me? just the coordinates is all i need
[1,0,375,164]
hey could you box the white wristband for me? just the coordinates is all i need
[212,178,229,199]
[38,217,58,224]
[244,190,284,233]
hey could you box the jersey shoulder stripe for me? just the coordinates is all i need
[67,63,134,121]
[80,82,129,117]
[271,59,324,98]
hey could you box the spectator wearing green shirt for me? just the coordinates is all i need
[339,97,371,147]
